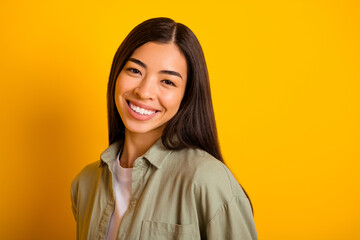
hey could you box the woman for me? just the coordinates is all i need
[71,17,257,240]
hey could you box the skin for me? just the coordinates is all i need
[114,42,188,168]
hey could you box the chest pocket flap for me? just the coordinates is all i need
[140,220,197,240]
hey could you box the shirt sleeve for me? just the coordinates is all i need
[70,174,79,222]
[205,195,258,240]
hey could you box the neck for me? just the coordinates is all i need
[120,129,162,168]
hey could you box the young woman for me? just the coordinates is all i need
[71,17,257,240]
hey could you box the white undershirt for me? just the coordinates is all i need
[105,151,132,240]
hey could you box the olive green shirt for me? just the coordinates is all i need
[71,139,257,239]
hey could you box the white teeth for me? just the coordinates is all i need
[129,102,156,115]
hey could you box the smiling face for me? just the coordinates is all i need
[114,42,187,138]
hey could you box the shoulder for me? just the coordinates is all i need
[71,161,103,194]
[168,148,247,200]
[167,148,254,231]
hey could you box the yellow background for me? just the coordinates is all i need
[1,0,359,239]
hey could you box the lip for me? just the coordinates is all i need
[126,100,159,121]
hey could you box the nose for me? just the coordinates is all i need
[134,75,157,100]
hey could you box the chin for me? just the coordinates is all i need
[124,123,164,135]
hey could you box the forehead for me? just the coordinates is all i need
[129,42,187,75]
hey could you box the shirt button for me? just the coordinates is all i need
[130,199,137,207]
[137,159,143,166]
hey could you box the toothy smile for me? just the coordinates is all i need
[128,102,157,115]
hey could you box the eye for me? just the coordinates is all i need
[161,79,176,87]
[126,68,142,75]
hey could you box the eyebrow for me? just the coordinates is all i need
[128,57,183,79]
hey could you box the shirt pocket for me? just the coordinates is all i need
[140,220,197,240]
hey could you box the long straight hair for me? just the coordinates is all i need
[107,17,223,162]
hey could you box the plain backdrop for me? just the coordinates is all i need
[0,0,359,239]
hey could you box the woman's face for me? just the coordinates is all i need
[115,42,187,137]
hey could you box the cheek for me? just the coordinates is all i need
[115,75,134,97]
[118,69,137,87]
[114,79,128,111]
[160,91,184,112]
[115,79,126,94]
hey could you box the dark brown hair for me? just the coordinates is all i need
[107,17,223,162]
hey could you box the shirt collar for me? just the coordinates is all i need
[100,138,172,169]
[142,138,173,169]
[99,140,123,168]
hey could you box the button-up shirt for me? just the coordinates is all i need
[71,139,258,239]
